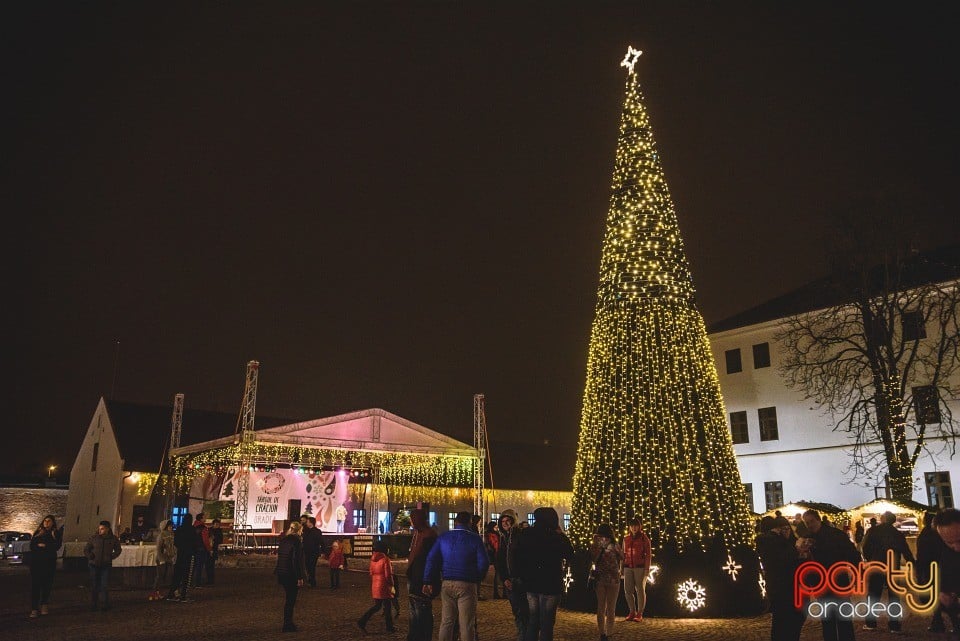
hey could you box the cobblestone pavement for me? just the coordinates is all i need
[0,561,944,641]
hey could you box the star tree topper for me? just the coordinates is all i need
[620,46,642,74]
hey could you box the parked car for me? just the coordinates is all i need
[1,532,32,562]
[0,531,25,559]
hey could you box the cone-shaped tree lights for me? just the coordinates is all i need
[567,47,761,616]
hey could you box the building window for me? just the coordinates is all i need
[490,513,500,524]
[764,481,784,511]
[352,509,366,529]
[563,514,571,530]
[902,310,927,342]
[752,342,771,369]
[527,513,535,525]
[172,507,187,528]
[428,512,437,528]
[744,483,754,513]
[448,512,457,530]
[914,385,942,424]
[730,411,749,444]
[926,472,954,509]
[91,442,99,472]
[759,407,779,441]
[725,348,742,374]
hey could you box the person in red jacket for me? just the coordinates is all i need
[327,540,345,589]
[358,543,396,633]
[622,517,651,622]
[192,513,212,587]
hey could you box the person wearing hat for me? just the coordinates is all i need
[756,515,804,641]
[621,517,651,622]
[510,507,574,641]
[496,509,528,641]
[591,523,624,641]
[83,520,122,611]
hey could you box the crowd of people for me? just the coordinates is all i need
[756,507,960,641]
[20,504,960,641]
[403,507,648,641]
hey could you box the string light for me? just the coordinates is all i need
[722,554,742,581]
[676,579,707,612]
[647,564,660,585]
[569,47,755,558]
[170,442,477,492]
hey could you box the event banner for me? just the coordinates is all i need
[219,468,349,530]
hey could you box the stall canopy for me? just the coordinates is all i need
[762,501,851,525]
[169,408,480,489]
[849,498,932,534]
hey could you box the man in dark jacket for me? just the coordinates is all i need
[166,513,197,602]
[406,508,439,641]
[192,513,211,587]
[83,520,122,611]
[208,518,224,585]
[275,522,308,632]
[934,508,960,632]
[917,512,949,632]
[497,509,527,641]
[800,510,860,641]
[510,507,574,641]
[860,511,916,632]
[302,517,322,587]
[423,511,489,641]
[756,516,804,641]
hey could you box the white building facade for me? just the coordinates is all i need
[710,297,960,514]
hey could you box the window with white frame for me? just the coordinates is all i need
[926,472,954,509]
[759,407,779,441]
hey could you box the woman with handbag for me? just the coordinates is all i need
[590,524,624,641]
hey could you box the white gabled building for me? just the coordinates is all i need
[709,247,960,514]
[63,397,291,543]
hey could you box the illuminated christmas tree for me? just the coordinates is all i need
[568,47,759,615]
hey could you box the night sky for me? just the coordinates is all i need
[7,3,960,478]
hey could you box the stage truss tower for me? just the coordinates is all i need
[473,394,487,519]
[233,360,260,544]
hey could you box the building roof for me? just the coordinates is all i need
[709,243,960,334]
[106,399,577,491]
[170,407,476,459]
[103,399,292,473]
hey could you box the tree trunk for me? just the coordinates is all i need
[879,374,913,502]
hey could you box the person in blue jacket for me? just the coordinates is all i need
[423,511,489,641]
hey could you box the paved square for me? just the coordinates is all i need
[0,561,940,640]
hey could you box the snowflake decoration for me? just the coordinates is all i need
[758,572,767,598]
[620,46,642,74]
[676,579,707,612]
[646,564,660,585]
[722,554,742,581]
[562,564,574,593]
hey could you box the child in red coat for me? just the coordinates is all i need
[357,545,395,633]
[327,540,345,589]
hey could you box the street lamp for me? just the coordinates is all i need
[48,465,57,478]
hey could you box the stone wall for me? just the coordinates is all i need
[0,487,69,532]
